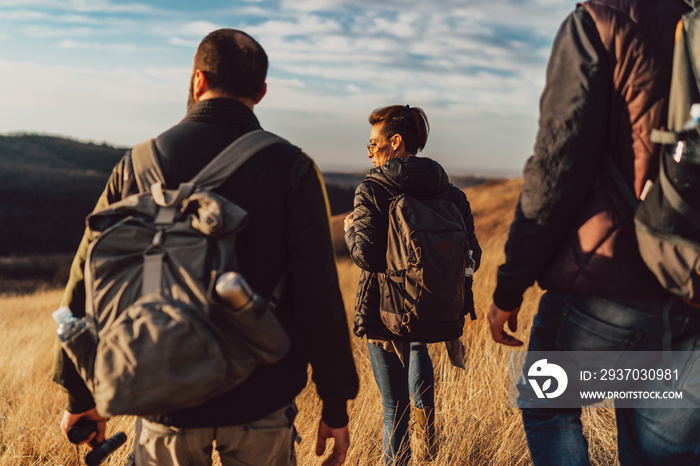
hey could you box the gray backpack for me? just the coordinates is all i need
[373,181,469,342]
[606,0,700,306]
[60,130,292,416]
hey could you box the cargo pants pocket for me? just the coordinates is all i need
[216,403,298,466]
[133,418,210,466]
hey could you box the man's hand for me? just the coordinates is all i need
[343,213,354,232]
[315,420,350,466]
[487,303,524,346]
[60,407,108,449]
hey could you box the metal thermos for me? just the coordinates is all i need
[215,272,256,309]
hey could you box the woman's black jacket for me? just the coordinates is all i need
[344,156,481,339]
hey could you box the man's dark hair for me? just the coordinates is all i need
[194,29,268,100]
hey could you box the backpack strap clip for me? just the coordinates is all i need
[651,129,680,145]
[142,230,165,294]
[151,182,197,225]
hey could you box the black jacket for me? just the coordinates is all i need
[492,2,686,312]
[344,156,481,339]
[53,98,359,428]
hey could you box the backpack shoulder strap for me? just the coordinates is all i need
[130,130,293,225]
[602,156,639,212]
[130,131,290,194]
[130,139,166,194]
[191,130,292,190]
[364,177,401,198]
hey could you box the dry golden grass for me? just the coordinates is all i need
[0,179,618,465]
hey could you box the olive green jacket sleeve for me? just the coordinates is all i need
[52,155,131,413]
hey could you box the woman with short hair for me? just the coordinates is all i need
[344,104,481,465]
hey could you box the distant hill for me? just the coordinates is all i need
[0,134,125,256]
[0,134,493,257]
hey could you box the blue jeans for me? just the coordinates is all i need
[367,341,435,466]
[517,292,700,466]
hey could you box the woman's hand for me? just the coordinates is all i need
[343,213,354,232]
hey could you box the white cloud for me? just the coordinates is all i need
[54,13,102,24]
[267,76,307,90]
[0,0,153,13]
[180,20,223,37]
[245,14,342,38]
[58,39,166,54]
[0,9,47,20]
[23,24,95,38]
[0,9,101,23]
[258,35,544,118]
[277,0,340,12]
[163,20,226,48]
[167,36,200,48]
[0,0,57,6]
[63,0,153,13]
[143,66,191,84]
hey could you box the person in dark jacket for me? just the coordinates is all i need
[344,105,481,466]
[53,29,359,466]
[488,2,700,465]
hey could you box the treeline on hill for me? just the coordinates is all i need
[0,134,125,256]
[0,133,490,266]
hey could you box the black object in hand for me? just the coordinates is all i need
[66,418,127,466]
[67,419,98,445]
[85,432,127,466]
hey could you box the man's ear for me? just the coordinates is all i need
[193,69,209,102]
[254,82,267,105]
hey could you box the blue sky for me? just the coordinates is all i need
[0,0,577,174]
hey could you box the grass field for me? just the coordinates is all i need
[0,179,619,465]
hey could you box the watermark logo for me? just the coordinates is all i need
[527,359,568,399]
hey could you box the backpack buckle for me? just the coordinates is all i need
[400,312,413,333]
